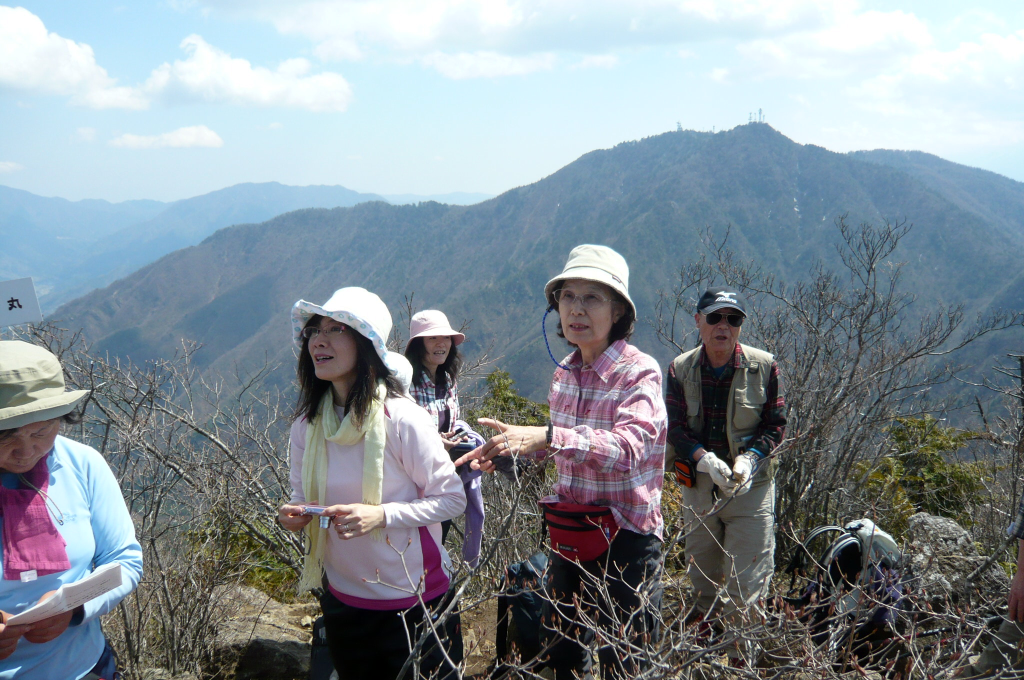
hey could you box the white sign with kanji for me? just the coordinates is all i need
[0,277,43,328]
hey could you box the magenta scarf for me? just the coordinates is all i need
[0,457,70,580]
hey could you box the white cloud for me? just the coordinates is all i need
[109,125,224,149]
[267,121,283,129]
[0,6,147,109]
[834,29,1024,148]
[420,51,555,78]
[75,127,97,142]
[144,35,352,111]
[570,54,618,70]
[0,9,351,112]
[735,9,933,80]
[203,0,848,67]
[856,29,1024,98]
[0,161,23,173]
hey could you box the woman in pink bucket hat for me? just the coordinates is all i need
[404,310,465,437]
[403,310,485,568]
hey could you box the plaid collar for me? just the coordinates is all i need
[565,339,629,383]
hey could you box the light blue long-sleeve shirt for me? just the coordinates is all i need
[0,435,143,679]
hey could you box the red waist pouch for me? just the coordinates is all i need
[540,501,619,562]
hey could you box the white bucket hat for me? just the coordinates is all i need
[544,244,636,318]
[406,310,466,351]
[387,352,414,396]
[290,287,396,372]
[0,341,89,431]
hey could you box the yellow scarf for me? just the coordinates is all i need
[298,383,388,593]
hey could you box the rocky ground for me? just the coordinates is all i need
[138,511,1014,679]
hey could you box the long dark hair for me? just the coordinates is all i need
[552,283,636,345]
[295,315,402,428]
[405,336,462,389]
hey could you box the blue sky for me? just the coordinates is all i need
[1,0,1022,202]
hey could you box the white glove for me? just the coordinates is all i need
[730,452,758,496]
[696,452,738,491]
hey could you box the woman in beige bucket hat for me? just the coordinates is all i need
[456,244,668,679]
[0,341,142,679]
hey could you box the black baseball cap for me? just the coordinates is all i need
[697,287,746,316]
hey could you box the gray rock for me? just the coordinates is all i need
[905,512,1010,607]
[210,585,319,680]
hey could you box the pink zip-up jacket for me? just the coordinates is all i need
[289,396,467,609]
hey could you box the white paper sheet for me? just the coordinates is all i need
[0,277,43,329]
[6,563,122,626]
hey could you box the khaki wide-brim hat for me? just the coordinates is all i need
[543,244,636,318]
[0,341,88,431]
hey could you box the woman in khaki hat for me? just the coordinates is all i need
[276,287,466,680]
[456,244,668,679]
[0,341,143,680]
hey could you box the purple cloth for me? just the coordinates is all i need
[0,458,70,580]
[454,420,485,567]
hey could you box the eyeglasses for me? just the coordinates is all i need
[703,312,744,328]
[301,324,347,340]
[556,289,613,310]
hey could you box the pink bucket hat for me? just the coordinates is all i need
[406,310,465,350]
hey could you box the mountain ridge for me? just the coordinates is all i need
[49,124,1024,400]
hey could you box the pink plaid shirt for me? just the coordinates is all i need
[540,339,667,538]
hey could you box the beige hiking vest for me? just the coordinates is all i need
[669,343,778,482]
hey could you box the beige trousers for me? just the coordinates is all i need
[969,617,1024,676]
[681,473,776,618]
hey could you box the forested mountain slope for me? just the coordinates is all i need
[1,182,384,310]
[51,124,1024,400]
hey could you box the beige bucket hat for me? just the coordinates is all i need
[0,341,89,431]
[543,244,636,318]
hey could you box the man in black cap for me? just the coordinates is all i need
[664,286,787,666]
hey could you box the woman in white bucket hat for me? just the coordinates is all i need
[455,245,667,679]
[0,341,143,680]
[276,287,466,680]
[404,310,485,568]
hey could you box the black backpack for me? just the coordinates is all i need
[310,616,337,680]
[491,552,549,677]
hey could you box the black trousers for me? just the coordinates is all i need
[541,530,663,680]
[319,586,463,680]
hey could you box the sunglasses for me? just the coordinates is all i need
[703,312,744,328]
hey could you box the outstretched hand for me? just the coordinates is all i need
[452,418,547,473]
